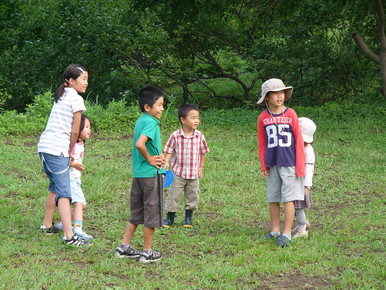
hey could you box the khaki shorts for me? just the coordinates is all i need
[267,166,304,203]
[129,175,164,228]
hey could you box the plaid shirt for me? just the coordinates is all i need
[164,128,209,179]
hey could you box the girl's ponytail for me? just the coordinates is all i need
[54,83,66,103]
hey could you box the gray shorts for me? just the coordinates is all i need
[267,166,304,203]
[129,175,164,228]
[70,176,86,205]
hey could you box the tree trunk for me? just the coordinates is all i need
[352,0,386,96]
[376,0,386,96]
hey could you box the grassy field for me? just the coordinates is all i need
[0,107,385,289]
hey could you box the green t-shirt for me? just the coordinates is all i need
[132,113,165,178]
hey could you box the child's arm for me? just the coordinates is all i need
[164,153,173,170]
[257,115,269,177]
[70,159,85,171]
[303,145,315,194]
[198,154,206,178]
[292,111,305,177]
[136,135,164,169]
[69,111,82,160]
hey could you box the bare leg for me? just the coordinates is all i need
[58,197,73,240]
[283,201,295,235]
[72,202,84,223]
[269,202,281,233]
[143,227,155,250]
[43,191,56,227]
[121,222,137,245]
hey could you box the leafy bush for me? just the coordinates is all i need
[0,90,384,136]
[295,101,385,124]
[86,99,141,134]
[25,91,53,118]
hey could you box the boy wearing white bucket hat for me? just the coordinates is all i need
[293,117,316,238]
[257,78,305,247]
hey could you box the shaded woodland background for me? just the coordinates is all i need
[0,0,385,111]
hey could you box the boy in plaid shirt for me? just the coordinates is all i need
[163,104,209,228]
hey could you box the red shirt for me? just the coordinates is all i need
[164,128,209,179]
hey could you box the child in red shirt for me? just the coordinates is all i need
[257,78,305,247]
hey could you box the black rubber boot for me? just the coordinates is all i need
[183,210,193,228]
[163,212,175,228]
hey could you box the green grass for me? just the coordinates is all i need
[0,107,385,289]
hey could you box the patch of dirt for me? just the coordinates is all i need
[257,270,334,289]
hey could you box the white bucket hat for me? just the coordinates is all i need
[299,117,316,143]
[257,78,293,104]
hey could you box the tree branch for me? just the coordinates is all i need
[352,32,380,64]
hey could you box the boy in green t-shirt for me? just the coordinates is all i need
[115,85,165,263]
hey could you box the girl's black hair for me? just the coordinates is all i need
[78,114,90,144]
[54,64,87,102]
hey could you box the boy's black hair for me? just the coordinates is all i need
[54,64,87,103]
[138,85,164,112]
[178,104,199,124]
[78,114,90,143]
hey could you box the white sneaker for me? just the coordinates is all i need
[293,230,308,239]
[292,221,311,233]
[73,228,93,240]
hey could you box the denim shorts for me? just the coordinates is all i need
[70,176,86,205]
[39,152,71,204]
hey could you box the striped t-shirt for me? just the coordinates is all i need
[38,88,86,157]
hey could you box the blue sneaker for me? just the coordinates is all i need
[275,235,291,247]
[261,232,280,240]
[73,228,93,240]
[54,222,63,231]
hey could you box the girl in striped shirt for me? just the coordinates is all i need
[38,64,91,247]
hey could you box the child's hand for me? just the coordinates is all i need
[261,169,270,177]
[150,155,164,169]
[160,153,165,166]
[69,151,74,162]
[72,162,85,171]
[198,167,203,178]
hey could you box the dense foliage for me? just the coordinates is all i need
[0,91,384,137]
[0,0,384,111]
